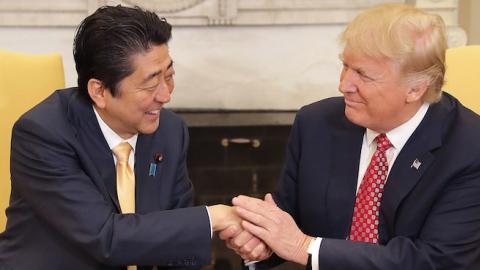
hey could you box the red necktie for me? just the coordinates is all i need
[349,133,392,243]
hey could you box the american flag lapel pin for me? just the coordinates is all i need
[411,158,421,170]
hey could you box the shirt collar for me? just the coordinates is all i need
[365,103,429,150]
[93,106,138,152]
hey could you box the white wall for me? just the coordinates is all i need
[0,0,467,110]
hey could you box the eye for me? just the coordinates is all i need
[143,85,158,92]
[359,72,375,82]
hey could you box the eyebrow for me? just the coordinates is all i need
[339,57,377,80]
[140,60,174,85]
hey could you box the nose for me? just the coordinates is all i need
[154,81,172,104]
[338,68,357,94]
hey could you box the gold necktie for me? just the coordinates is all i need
[112,142,135,214]
[112,142,137,270]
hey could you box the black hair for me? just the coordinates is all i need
[73,5,172,102]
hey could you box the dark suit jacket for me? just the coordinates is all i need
[0,88,211,270]
[260,93,480,269]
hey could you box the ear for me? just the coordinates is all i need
[406,80,429,103]
[87,78,108,108]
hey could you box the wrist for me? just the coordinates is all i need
[208,204,222,231]
[208,204,236,232]
[295,234,314,265]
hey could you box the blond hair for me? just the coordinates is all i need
[340,3,447,103]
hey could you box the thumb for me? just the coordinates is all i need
[264,193,277,206]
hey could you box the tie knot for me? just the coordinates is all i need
[112,142,132,163]
[376,133,392,152]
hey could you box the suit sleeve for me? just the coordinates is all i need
[10,117,211,267]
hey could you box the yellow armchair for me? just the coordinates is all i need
[443,45,480,114]
[0,49,65,231]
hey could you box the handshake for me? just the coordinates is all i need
[208,193,313,266]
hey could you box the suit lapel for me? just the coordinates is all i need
[67,91,121,212]
[326,118,364,237]
[381,100,450,237]
[134,133,165,214]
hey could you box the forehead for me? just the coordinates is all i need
[342,49,399,75]
[130,44,172,74]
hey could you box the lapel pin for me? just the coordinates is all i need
[149,163,157,176]
[149,153,164,177]
[411,158,422,170]
[154,153,164,163]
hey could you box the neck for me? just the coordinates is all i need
[374,101,424,133]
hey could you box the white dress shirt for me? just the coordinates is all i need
[93,107,138,164]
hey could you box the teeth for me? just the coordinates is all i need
[146,110,160,115]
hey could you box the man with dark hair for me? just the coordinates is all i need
[0,5,251,270]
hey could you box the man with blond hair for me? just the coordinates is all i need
[224,3,480,270]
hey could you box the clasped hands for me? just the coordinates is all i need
[209,194,312,265]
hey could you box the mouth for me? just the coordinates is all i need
[145,109,160,116]
[344,98,363,107]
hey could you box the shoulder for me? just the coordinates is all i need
[436,92,480,135]
[151,108,188,143]
[294,97,354,131]
[298,97,345,119]
[434,93,480,157]
[15,87,76,129]
[157,108,187,131]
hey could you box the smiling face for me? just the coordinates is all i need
[338,50,426,133]
[89,44,175,139]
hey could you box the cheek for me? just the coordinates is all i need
[168,80,174,93]
[339,69,346,81]
[134,95,154,111]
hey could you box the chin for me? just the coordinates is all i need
[345,109,366,127]
[139,123,160,135]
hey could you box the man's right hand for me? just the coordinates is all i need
[207,204,241,232]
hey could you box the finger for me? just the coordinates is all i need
[225,239,239,252]
[230,230,254,249]
[241,219,271,244]
[233,196,281,226]
[233,195,275,215]
[239,235,261,254]
[235,206,273,229]
[219,224,241,240]
[251,241,272,261]
[232,195,261,208]
[264,193,277,206]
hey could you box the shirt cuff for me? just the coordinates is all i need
[307,237,322,270]
[245,260,257,269]
[205,206,213,238]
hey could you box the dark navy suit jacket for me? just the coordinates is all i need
[0,88,211,270]
[261,93,480,269]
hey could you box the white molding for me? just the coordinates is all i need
[1,0,462,27]
[0,0,87,26]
